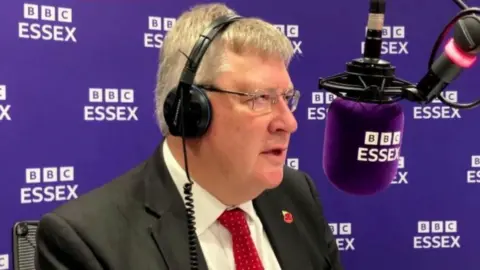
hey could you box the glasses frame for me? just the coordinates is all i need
[197,84,300,113]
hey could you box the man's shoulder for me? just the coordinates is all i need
[280,165,316,198]
[42,160,150,230]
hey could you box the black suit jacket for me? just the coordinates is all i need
[35,143,343,270]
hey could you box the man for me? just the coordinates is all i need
[35,3,343,270]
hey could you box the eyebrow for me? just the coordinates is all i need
[264,86,295,92]
[240,78,294,92]
[252,82,295,91]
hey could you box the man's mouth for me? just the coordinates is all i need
[262,148,286,156]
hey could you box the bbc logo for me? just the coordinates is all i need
[366,26,405,39]
[471,156,480,168]
[311,92,336,105]
[148,16,176,31]
[0,254,8,270]
[0,85,5,101]
[364,131,401,146]
[432,90,458,104]
[329,223,352,236]
[286,158,298,170]
[89,88,134,103]
[274,24,299,38]
[23,3,72,23]
[417,220,457,233]
[25,167,74,184]
[383,26,405,38]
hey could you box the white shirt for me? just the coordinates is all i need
[162,141,282,270]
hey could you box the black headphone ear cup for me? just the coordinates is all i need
[163,86,212,138]
[189,85,213,137]
[163,89,179,135]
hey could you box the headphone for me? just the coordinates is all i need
[163,14,243,138]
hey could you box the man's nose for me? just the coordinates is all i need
[270,98,298,133]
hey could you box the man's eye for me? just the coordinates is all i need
[255,94,270,101]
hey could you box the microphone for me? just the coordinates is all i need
[323,99,404,195]
[318,0,480,196]
[319,0,480,195]
[403,13,480,104]
[321,0,404,195]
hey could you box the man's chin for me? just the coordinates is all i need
[259,168,284,189]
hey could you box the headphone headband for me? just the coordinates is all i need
[180,14,243,86]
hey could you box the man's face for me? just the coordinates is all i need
[202,51,298,194]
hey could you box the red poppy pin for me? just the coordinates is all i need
[282,210,293,224]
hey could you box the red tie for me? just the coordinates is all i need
[218,208,265,270]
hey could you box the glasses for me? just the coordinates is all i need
[198,85,300,113]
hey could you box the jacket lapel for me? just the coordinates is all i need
[143,142,208,270]
[253,189,314,270]
[149,211,209,270]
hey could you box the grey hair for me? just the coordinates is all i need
[154,3,294,136]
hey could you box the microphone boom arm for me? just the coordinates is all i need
[319,0,480,109]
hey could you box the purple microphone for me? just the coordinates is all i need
[322,98,404,195]
[319,0,406,195]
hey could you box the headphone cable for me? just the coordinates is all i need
[179,85,199,270]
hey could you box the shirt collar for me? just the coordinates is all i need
[162,141,256,235]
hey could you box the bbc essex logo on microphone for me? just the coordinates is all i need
[357,131,401,162]
[18,3,77,43]
[413,90,461,120]
[144,16,176,48]
[361,25,408,55]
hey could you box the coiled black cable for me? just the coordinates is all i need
[179,81,199,270]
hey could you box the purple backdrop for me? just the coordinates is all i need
[1,0,479,269]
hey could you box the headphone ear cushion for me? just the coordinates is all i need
[163,89,179,135]
[189,85,213,137]
[163,86,212,137]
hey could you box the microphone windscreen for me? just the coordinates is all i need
[323,98,404,195]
